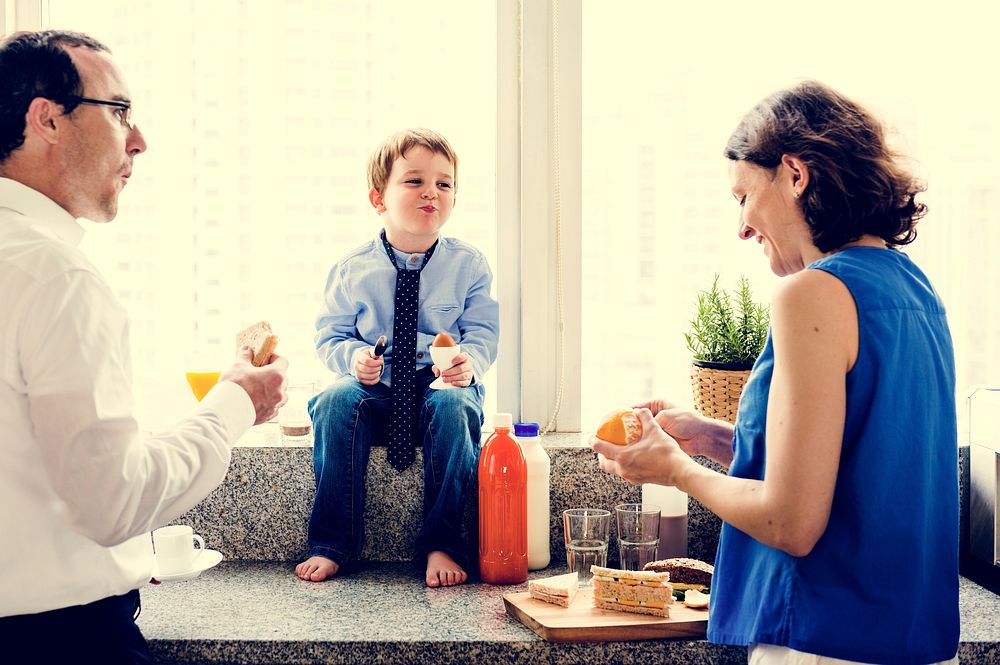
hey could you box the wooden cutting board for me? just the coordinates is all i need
[503,586,708,643]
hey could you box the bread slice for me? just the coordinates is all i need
[596,409,642,445]
[642,557,713,590]
[590,565,672,618]
[528,572,579,607]
[236,321,278,367]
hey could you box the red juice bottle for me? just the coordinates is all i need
[478,413,528,584]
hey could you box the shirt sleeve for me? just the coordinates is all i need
[315,262,367,376]
[19,269,255,548]
[457,253,500,381]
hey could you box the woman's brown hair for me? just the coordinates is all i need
[725,80,926,252]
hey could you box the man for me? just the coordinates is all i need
[0,30,287,663]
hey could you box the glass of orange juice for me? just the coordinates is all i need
[185,353,221,402]
[186,371,221,401]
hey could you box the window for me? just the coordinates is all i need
[12,1,998,435]
[581,2,1000,434]
[43,0,498,430]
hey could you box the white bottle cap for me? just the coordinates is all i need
[493,413,513,429]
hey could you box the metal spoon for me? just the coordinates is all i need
[372,335,388,358]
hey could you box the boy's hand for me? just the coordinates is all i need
[353,347,384,386]
[433,352,474,387]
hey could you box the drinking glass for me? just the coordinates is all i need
[615,503,661,571]
[279,382,315,441]
[562,508,611,586]
[185,353,220,402]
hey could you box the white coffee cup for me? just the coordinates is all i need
[153,525,205,576]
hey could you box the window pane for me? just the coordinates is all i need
[582,1,1000,433]
[46,0,497,430]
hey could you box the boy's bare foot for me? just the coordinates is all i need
[295,555,340,582]
[426,550,468,587]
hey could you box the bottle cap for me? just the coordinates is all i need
[514,422,540,437]
[493,413,513,429]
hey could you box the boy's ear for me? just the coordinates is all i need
[369,187,386,212]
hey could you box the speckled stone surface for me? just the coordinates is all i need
[138,561,999,665]
[960,445,969,557]
[545,443,642,568]
[170,435,968,572]
[170,432,644,565]
[145,437,992,664]
[138,561,740,665]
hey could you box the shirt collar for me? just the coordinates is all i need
[378,229,440,270]
[0,177,86,246]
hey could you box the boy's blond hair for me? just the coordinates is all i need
[367,128,458,194]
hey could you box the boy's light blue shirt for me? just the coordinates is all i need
[316,231,499,389]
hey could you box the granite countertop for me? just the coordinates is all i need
[139,561,1000,665]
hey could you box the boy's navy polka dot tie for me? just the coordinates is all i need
[381,230,437,471]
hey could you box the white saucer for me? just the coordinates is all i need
[154,549,223,583]
[429,377,456,390]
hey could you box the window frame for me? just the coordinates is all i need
[503,0,583,431]
[19,0,586,431]
[2,0,45,31]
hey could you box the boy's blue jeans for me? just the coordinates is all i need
[306,370,484,569]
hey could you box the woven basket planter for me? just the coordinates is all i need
[690,360,752,424]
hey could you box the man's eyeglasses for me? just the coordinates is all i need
[55,96,134,130]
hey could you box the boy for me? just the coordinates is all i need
[296,129,499,587]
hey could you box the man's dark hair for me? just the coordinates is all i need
[0,30,110,163]
[725,80,927,252]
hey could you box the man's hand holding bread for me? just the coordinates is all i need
[223,321,288,425]
[220,347,288,425]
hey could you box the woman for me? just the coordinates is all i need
[592,81,958,665]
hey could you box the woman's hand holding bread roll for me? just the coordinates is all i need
[591,408,691,487]
[596,409,643,445]
[634,399,735,465]
[220,346,289,426]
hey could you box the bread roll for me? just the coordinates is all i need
[596,409,642,445]
[236,321,279,367]
[642,557,714,590]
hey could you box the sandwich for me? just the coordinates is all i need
[528,572,579,607]
[236,321,279,367]
[642,557,713,591]
[596,408,642,445]
[590,565,673,617]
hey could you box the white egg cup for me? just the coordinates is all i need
[429,344,461,390]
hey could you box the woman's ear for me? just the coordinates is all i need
[368,187,386,212]
[781,154,810,198]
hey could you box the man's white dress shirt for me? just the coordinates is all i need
[0,178,255,616]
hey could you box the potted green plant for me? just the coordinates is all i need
[684,275,770,423]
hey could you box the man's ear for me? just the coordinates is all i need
[369,187,386,212]
[780,154,810,197]
[24,97,63,146]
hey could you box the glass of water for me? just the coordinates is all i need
[615,503,661,571]
[562,508,611,586]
